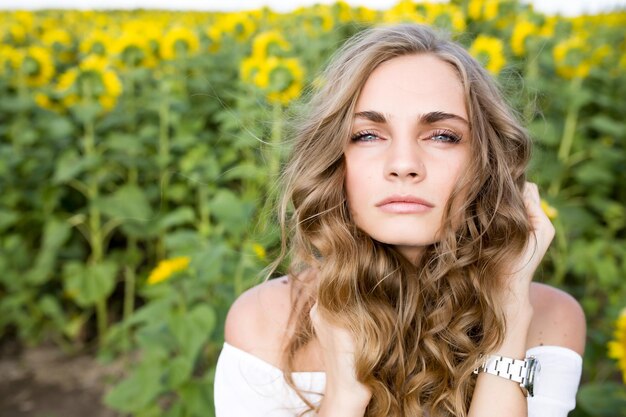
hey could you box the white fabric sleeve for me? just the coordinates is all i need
[214,342,324,417]
[526,345,583,417]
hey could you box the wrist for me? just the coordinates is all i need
[496,308,533,358]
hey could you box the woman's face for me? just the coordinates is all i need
[344,53,471,260]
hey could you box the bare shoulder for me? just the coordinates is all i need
[527,282,587,356]
[224,275,293,364]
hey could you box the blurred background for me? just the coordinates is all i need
[0,1,625,416]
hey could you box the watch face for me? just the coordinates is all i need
[524,356,540,397]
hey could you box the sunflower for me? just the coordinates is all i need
[5,11,33,44]
[79,30,114,57]
[540,199,558,220]
[41,27,75,63]
[21,46,55,87]
[41,28,73,49]
[55,68,80,109]
[111,24,155,69]
[468,0,500,21]
[0,45,23,74]
[298,5,336,34]
[335,1,355,23]
[511,19,538,57]
[247,56,304,105]
[251,30,291,59]
[353,6,379,23]
[207,12,257,47]
[147,256,191,285]
[241,27,303,105]
[160,26,200,61]
[608,308,626,383]
[383,0,429,25]
[425,3,466,33]
[469,34,506,74]
[251,243,266,261]
[54,54,123,112]
[553,36,591,79]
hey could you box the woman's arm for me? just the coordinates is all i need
[468,182,555,416]
[310,303,372,417]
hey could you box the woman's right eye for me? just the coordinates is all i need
[350,131,380,142]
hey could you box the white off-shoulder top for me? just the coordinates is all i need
[214,342,582,417]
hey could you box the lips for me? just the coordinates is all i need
[375,195,434,214]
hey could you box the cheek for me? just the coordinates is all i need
[439,158,472,227]
[344,160,373,220]
[344,165,362,210]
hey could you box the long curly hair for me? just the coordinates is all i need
[270,24,532,417]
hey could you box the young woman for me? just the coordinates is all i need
[214,24,586,417]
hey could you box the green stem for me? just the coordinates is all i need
[551,216,568,285]
[83,113,108,344]
[95,298,107,346]
[123,239,137,322]
[549,76,583,197]
[156,93,171,261]
[198,184,210,237]
[233,248,247,296]
[522,46,539,124]
[85,119,103,263]
[13,70,28,153]
[268,102,283,180]
[257,103,284,233]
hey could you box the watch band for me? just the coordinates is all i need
[473,354,540,397]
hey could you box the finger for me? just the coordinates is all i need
[523,182,540,207]
[523,182,545,220]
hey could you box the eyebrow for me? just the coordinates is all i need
[354,110,469,126]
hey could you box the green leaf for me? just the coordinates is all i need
[165,355,193,388]
[104,361,163,413]
[106,132,145,154]
[63,261,117,307]
[190,244,226,283]
[209,189,250,233]
[178,378,214,417]
[26,218,72,284]
[222,162,265,181]
[41,115,74,140]
[0,209,19,232]
[164,230,208,253]
[589,115,625,139]
[38,295,67,330]
[125,298,174,327]
[169,304,216,360]
[135,322,176,354]
[155,206,196,232]
[52,150,99,184]
[94,184,153,223]
[577,382,626,416]
[574,160,613,187]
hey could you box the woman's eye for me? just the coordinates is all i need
[351,131,379,142]
[430,130,461,143]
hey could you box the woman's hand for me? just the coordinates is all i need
[310,302,372,416]
[501,182,555,315]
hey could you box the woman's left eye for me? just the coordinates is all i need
[351,130,380,142]
[429,129,462,143]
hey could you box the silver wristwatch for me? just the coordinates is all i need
[473,354,540,397]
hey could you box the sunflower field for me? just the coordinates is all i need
[0,0,625,415]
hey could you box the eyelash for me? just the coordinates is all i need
[350,129,462,143]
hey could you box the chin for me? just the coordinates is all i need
[368,231,437,249]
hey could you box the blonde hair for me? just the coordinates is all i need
[271,24,531,417]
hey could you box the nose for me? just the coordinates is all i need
[384,137,425,182]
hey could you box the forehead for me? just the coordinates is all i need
[355,53,467,119]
